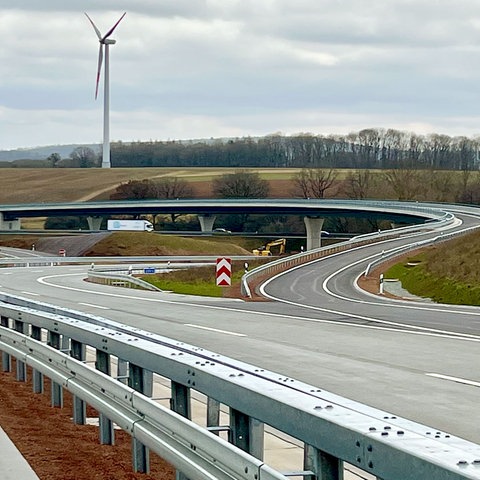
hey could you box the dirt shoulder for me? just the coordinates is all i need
[0,360,175,480]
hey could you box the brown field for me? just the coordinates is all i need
[0,167,305,204]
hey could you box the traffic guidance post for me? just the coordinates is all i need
[216,257,232,286]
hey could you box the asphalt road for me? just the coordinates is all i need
[1,218,480,446]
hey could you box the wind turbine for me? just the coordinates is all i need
[85,12,126,168]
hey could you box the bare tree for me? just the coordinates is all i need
[153,177,193,199]
[110,179,155,200]
[381,168,424,201]
[293,168,338,198]
[70,146,98,168]
[213,170,269,198]
[428,170,456,202]
[46,152,62,168]
[153,177,194,222]
[343,169,376,199]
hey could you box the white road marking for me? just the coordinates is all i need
[258,239,480,341]
[78,302,110,310]
[35,273,480,343]
[184,324,247,337]
[1,272,13,275]
[426,373,480,388]
[21,291,39,296]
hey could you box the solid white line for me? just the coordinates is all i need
[35,272,480,343]
[21,291,39,296]
[78,302,110,310]
[426,373,480,388]
[184,324,247,337]
[259,237,480,340]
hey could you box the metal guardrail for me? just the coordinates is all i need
[1,292,480,479]
[363,223,480,277]
[0,254,252,268]
[241,212,456,297]
[0,327,286,480]
[87,270,163,291]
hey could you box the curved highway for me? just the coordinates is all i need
[261,211,480,336]
[1,205,480,446]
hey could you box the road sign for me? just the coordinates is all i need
[59,249,66,256]
[216,257,232,286]
[144,267,156,274]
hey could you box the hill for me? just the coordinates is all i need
[0,144,100,162]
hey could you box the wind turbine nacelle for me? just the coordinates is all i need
[104,39,116,45]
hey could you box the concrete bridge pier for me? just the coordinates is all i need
[198,214,216,233]
[0,213,21,231]
[304,216,325,251]
[87,216,103,231]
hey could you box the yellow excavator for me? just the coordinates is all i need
[252,238,286,256]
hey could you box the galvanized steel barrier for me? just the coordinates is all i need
[0,292,479,479]
[86,269,163,291]
[241,211,455,297]
[363,222,480,277]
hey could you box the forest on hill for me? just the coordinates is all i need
[2,128,480,170]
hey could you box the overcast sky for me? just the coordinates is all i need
[2,1,480,150]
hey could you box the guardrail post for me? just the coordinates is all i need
[129,363,151,474]
[13,320,27,382]
[304,444,343,480]
[117,359,129,385]
[229,408,265,460]
[96,350,115,445]
[47,331,63,407]
[207,397,221,434]
[171,381,191,480]
[31,325,44,393]
[71,339,86,425]
[0,315,11,372]
[171,381,191,419]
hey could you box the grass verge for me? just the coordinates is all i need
[142,262,254,297]
[384,241,480,305]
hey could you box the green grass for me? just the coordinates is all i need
[384,232,480,305]
[142,262,254,297]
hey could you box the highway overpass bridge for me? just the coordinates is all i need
[0,199,446,249]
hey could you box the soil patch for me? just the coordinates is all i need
[0,360,175,480]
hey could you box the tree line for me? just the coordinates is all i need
[2,128,479,170]
[108,129,480,170]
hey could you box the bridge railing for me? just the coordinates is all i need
[86,270,163,291]
[0,292,479,480]
[363,222,480,277]
[241,212,456,297]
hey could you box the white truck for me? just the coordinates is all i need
[107,219,154,232]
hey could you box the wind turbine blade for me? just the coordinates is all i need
[102,12,126,40]
[95,44,104,99]
[84,12,102,40]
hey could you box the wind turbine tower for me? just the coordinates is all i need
[85,12,126,168]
